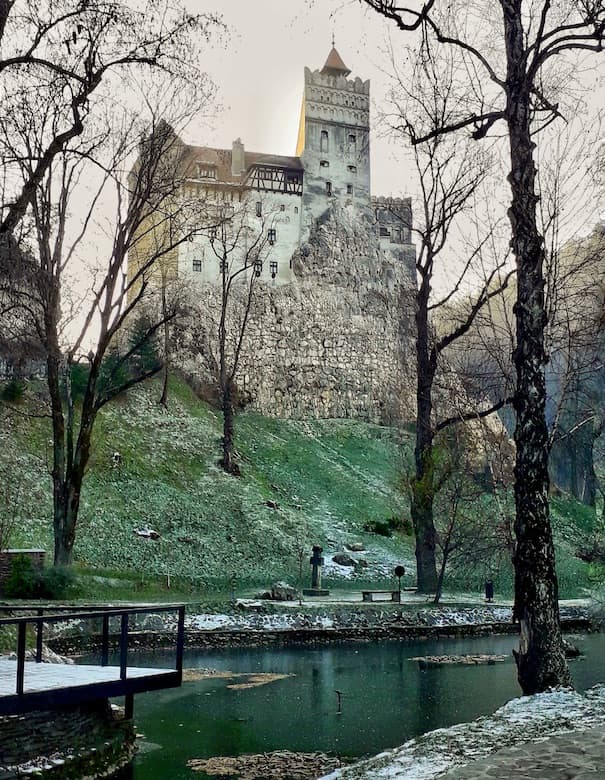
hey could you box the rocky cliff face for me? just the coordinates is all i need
[178,203,417,423]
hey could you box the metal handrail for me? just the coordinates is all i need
[1,603,186,697]
[0,603,185,623]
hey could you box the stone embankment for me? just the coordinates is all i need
[47,604,593,654]
[0,702,134,779]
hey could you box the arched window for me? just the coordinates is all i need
[320,130,329,153]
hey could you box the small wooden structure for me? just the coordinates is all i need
[0,603,185,716]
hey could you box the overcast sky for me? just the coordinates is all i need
[182,0,413,200]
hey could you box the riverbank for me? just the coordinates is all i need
[319,685,605,779]
[46,601,595,654]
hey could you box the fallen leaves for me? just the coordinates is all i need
[187,750,344,778]
[182,668,294,689]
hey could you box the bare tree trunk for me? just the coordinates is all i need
[433,553,447,605]
[221,378,239,475]
[412,272,438,593]
[159,287,169,407]
[53,482,80,566]
[503,0,571,693]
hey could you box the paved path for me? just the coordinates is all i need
[442,728,605,779]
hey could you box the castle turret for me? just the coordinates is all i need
[296,46,371,240]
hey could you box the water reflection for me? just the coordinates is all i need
[113,633,604,780]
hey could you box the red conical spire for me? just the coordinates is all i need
[321,44,351,77]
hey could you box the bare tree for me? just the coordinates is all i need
[192,203,277,475]
[0,0,218,236]
[388,49,513,593]
[6,97,206,565]
[431,427,513,605]
[447,128,605,507]
[361,0,605,693]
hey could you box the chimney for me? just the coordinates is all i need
[232,138,245,176]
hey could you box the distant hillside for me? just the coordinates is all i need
[0,376,601,598]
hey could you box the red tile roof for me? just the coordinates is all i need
[182,145,302,185]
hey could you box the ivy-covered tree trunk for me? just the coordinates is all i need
[411,271,438,593]
[503,0,571,694]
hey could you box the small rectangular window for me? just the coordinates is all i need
[280,204,285,211]
[268,228,276,245]
[270,260,278,279]
[326,181,332,197]
[196,163,216,179]
[256,201,262,217]
[294,206,299,214]
[192,258,202,272]
[346,184,353,195]
[320,130,329,152]
[379,226,390,237]
[348,133,357,145]
[254,259,263,277]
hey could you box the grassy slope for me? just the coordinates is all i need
[0,376,600,598]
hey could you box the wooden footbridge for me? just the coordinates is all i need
[0,603,185,716]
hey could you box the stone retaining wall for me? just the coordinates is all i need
[0,701,135,778]
[48,620,585,655]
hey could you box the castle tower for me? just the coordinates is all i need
[296,46,371,239]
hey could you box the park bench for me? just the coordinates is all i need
[362,590,401,602]
[361,588,418,602]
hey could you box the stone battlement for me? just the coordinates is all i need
[304,66,370,94]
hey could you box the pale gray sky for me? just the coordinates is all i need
[182,0,412,199]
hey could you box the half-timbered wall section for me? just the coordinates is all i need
[175,144,304,286]
[246,165,303,196]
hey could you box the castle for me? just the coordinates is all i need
[134,47,418,422]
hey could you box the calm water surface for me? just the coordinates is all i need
[113,633,605,780]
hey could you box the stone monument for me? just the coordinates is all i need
[303,545,329,596]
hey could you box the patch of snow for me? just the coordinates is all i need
[323,557,356,579]
[186,612,337,632]
[319,685,605,780]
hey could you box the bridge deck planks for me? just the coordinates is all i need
[0,659,172,696]
[0,659,179,714]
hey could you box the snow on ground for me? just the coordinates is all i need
[183,604,586,632]
[318,685,605,780]
[186,612,336,631]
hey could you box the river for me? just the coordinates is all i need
[112,632,605,779]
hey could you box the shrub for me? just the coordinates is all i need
[1,378,25,403]
[37,566,75,599]
[4,554,38,598]
[70,363,90,401]
[4,555,74,599]
[363,516,402,537]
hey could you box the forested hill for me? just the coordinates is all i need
[0,376,600,598]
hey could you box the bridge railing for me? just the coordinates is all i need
[0,603,186,696]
